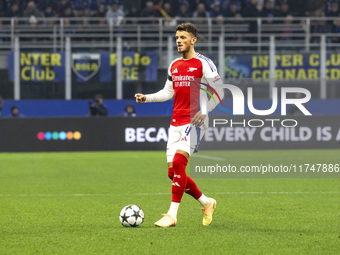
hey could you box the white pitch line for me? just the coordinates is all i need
[137,191,340,195]
[191,154,225,161]
[208,191,340,195]
[0,191,338,197]
[136,193,168,196]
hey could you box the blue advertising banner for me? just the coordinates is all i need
[99,51,158,82]
[8,51,158,82]
[8,52,65,82]
[225,53,340,81]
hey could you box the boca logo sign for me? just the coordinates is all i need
[71,53,101,81]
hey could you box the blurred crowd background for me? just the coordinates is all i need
[0,0,338,21]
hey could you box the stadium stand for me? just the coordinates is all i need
[0,0,329,21]
[0,0,339,116]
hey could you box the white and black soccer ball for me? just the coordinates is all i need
[119,205,144,227]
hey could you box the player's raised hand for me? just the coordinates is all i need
[134,93,146,104]
[191,110,206,127]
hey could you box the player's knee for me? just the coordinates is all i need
[172,153,188,173]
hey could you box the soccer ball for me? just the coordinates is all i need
[119,205,144,227]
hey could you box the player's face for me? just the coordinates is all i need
[176,31,197,54]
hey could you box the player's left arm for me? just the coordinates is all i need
[192,59,224,127]
[202,60,224,114]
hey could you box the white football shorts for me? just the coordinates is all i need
[166,118,208,163]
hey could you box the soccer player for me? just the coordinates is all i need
[135,23,224,227]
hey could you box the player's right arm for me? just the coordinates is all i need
[134,79,174,104]
[135,63,174,104]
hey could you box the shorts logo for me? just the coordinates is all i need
[174,175,181,178]
[181,137,187,142]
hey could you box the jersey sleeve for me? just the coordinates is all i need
[201,58,224,113]
[145,64,174,103]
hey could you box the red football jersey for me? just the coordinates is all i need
[168,53,221,126]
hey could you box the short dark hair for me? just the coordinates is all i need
[176,23,197,37]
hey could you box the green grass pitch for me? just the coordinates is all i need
[0,150,339,254]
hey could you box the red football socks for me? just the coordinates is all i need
[171,153,188,203]
[168,156,202,201]
[185,176,202,200]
